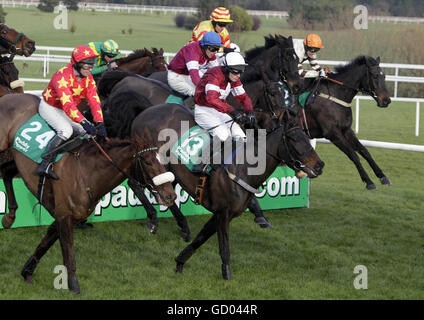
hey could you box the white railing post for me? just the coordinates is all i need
[394,67,399,98]
[416,101,420,136]
[355,97,360,133]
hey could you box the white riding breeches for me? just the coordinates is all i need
[194,105,246,142]
[167,70,196,97]
[38,100,85,140]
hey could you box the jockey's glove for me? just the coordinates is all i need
[319,69,326,77]
[96,122,107,138]
[245,110,257,127]
[229,109,244,124]
[80,119,97,136]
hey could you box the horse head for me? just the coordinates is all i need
[364,56,391,108]
[276,111,324,178]
[133,129,176,207]
[274,35,303,94]
[0,23,35,57]
[151,47,168,72]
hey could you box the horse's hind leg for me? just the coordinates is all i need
[169,203,191,242]
[175,214,217,274]
[345,128,392,186]
[22,221,59,283]
[1,161,19,229]
[329,132,377,190]
[216,210,232,280]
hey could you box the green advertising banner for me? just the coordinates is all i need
[0,166,309,229]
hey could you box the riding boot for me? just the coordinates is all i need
[183,96,195,109]
[249,197,273,229]
[37,135,66,180]
[191,138,221,174]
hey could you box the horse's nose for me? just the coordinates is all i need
[314,160,325,176]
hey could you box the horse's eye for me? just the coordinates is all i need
[145,161,152,166]
[2,31,6,34]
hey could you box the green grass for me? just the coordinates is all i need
[1,7,423,300]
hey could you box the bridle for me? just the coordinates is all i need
[276,45,299,90]
[0,24,26,59]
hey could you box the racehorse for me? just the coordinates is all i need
[0,23,35,96]
[116,47,167,77]
[130,102,324,280]
[293,56,392,190]
[0,93,177,293]
[0,23,35,57]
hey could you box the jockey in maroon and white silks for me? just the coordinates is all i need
[194,52,255,142]
[168,32,222,97]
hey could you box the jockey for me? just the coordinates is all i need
[37,45,107,180]
[194,52,256,143]
[86,39,121,78]
[216,42,241,66]
[285,34,326,113]
[190,7,233,49]
[168,31,222,99]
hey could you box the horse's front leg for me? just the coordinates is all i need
[345,128,391,186]
[216,210,232,280]
[128,179,159,234]
[22,221,60,283]
[175,214,217,274]
[1,161,19,229]
[329,133,376,190]
[169,203,191,242]
[58,215,80,294]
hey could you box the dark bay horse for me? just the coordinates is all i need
[0,23,35,96]
[116,47,167,77]
[297,56,392,190]
[130,103,324,280]
[0,94,177,293]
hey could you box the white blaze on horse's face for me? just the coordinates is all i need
[156,152,164,165]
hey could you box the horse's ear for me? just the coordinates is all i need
[376,56,380,64]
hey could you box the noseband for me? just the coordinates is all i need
[0,24,26,58]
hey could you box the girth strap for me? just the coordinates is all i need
[318,93,351,108]
[225,168,259,194]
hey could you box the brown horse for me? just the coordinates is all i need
[130,103,324,280]
[116,47,167,77]
[0,93,177,293]
[0,55,23,96]
[0,23,35,57]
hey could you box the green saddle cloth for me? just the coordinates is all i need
[13,114,65,164]
[298,91,311,108]
[171,125,212,174]
[165,94,184,105]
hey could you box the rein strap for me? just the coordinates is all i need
[318,93,351,108]
[225,168,259,194]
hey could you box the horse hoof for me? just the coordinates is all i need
[366,183,376,190]
[1,214,15,229]
[175,261,184,274]
[254,217,273,229]
[146,222,158,234]
[222,264,232,280]
[21,255,38,282]
[179,230,191,242]
[380,176,392,186]
[68,276,80,294]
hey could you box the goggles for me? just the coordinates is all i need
[206,46,220,52]
[80,63,94,70]
[306,47,320,53]
[217,22,228,27]
[227,66,245,74]
[105,53,117,58]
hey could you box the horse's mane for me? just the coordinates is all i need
[244,34,288,62]
[334,56,371,74]
[80,138,133,157]
[97,69,135,98]
[116,49,150,64]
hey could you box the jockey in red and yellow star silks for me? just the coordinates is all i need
[189,7,232,49]
[37,45,107,180]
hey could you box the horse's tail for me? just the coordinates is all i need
[103,89,153,139]
[97,70,135,99]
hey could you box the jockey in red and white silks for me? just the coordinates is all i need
[168,31,222,97]
[194,52,256,142]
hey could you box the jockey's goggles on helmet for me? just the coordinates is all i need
[104,53,117,58]
[227,65,245,74]
[206,46,220,52]
[80,58,96,64]
[306,46,320,53]
[216,22,228,27]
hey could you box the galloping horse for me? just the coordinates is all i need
[116,47,167,77]
[0,93,177,293]
[130,103,324,280]
[0,23,35,96]
[295,56,391,190]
